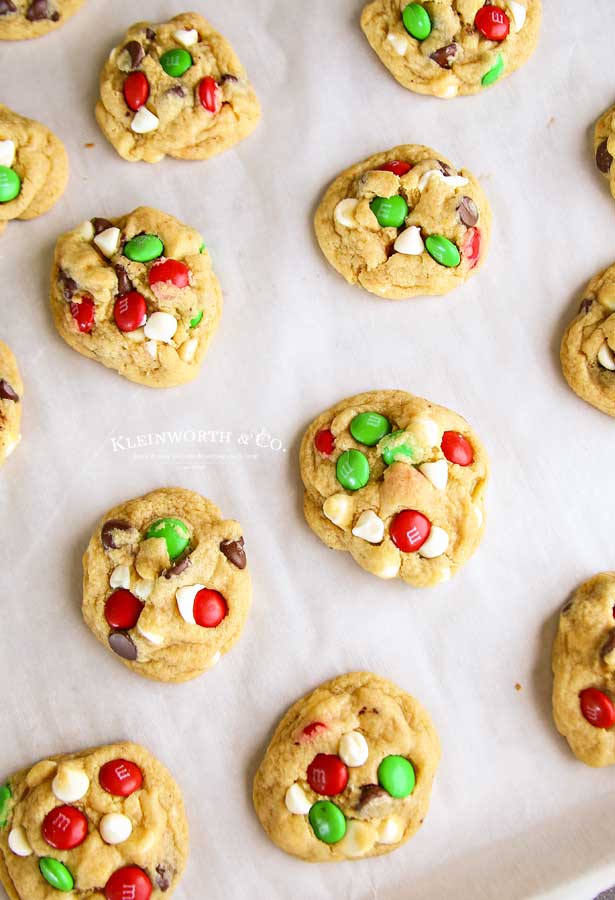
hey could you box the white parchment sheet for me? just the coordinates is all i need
[2,1,615,897]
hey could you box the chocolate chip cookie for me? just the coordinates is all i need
[361,1,541,98]
[82,488,251,682]
[552,573,615,767]
[0,741,188,899]
[0,340,22,467]
[314,145,490,298]
[50,207,222,388]
[595,103,615,201]
[0,0,84,40]
[95,12,261,163]
[300,390,488,587]
[0,105,68,233]
[560,262,615,417]
[253,672,440,862]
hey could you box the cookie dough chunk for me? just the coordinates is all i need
[552,573,615,767]
[0,341,22,466]
[594,104,615,201]
[300,390,488,587]
[253,672,440,861]
[361,1,541,98]
[314,145,491,299]
[50,207,222,388]
[95,12,261,163]
[0,0,84,40]
[82,488,251,682]
[560,262,615,417]
[0,105,68,233]
[0,741,188,899]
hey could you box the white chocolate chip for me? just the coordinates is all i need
[173,27,199,46]
[100,813,133,845]
[339,820,378,857]
[386,31,409,55]
[339,731,369,767]
[334,199,359,229]
[408,415,441,448]
[179,337,198,363]
[4,435,20,458]
[352,510,385,544]
[131,107,160,134]
[506,0,526,32]
[285,783,311,815]
[0,140,16,168]
[474,505,484,528]
[418,525,450,559]
[374,555,401,580]
[394,225,424,256]
[8,826,32,857]
[207,651,221,668]
[419,459,448,490]
[144,312,178,343]
[378,816,405,845]
[137,624,164,645]
[145,340,158,360]
[436,81,459,99]
[418,169,468,191]
[176,584,205,624]
[109,565,130,590]
[93,226,121,258]
[52,765,90,803]
[323,493,354,530]
[125,327,145,344]
[598,341,615,371]
[134,579,154,601]
[79,220,95,241]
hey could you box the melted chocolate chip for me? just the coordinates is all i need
[58,269,78,300]
[164,556,192,579]
[356,784,387,810]
[458,196,479,227]
[167,86,185,98]
[0,0,17,14]
[602,629,615,658]
[438,160,455,177]
[155,865,173,891]
[92,217,113,236]
[0,380,19,402]
[114,264,133,296]
[101,519,133,551]
[109,631,137,661]
[220,537,246,569]
[596,139,613,174]
[124,40,144,69]
[26,0,51,20]
[220,74,239,84]
[145,27,156,40]
[579,297,594,315]
[430,43,458,69]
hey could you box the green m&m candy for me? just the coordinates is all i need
[378,755,416,799]
[336,450,370,491]
[381,430,415,465]
[160,48,193,77]
[199,242,206,253]
[308,800,347,844]
[124,234,164,263]
[425,235,461,268]
[350,412,391,447]
[39,858,74,892]
[0,166,21,203]
[0,784,11,827]
[370,195,409,229]
[190,310,204,328]
[482,53,504,87]
[145,517,190,560]
[402,3,432,40]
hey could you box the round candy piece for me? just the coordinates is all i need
[378,755,416,798]
[160,48,193,77]
[302,721,327,738]
[381,431,415,465]
[370,195,409,229]
[350,412,391,447]
[462,227,481,268]
[308,800,347,844]
[475,5,510,41]
[145,517,190,560]
[99,758,143,797]
[109,631,137,661]
[0,785,10,827]
[425,235,461,268]
[199,76,222,114]
[42,805,88,851]
[579,688,615,729]
[70,298,95,334]
[104,589,144,630]
[314,428,335,456]
[114,292,147,333]
[306,753,349,796]
[379,160,412,177]
[123,72,150,111]
[148,259,190,289]
[441,431,474,466]
[105,866,152,900]
[123,234,164,263]
[39,858,74,893]
[193,588,228,627]
[0,166,21,203]
[336,449,370,491]
[482,53,504,87]
[390,509,431,553]
[402,3,432,40]
[189,310,204,328]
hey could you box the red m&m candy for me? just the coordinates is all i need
[462,227,481,269]
[580,688,615,729]
[99,759,143,797]
[70,298,95,334]
[42,806,88,851]
[105,866,152,900]
[104,589,144,630]
[193,589,228,628]
[148,259,190,289]
[198,77,222,114]
[314,429,335,456]
[475,5,510,41]
[378,160,412,177]
[390,510,431,553]
[123,72,150,111]
[114,292,147,333]
[302,722,327,739]
[441,431,474,466]
[307,754,348,796]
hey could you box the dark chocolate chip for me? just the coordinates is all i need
[579,297,594,315]
[220,537,246,569]
[458,196,479,227]
[430,43,458,69]
[109,631,137,661]
[26,0,51,20]
[114,264,133,296]
[155,865,173,892]
[58,269,78,300]
[164,555,192,579]
[50,10,59,20]
[92,217,113,236]
[0,1,17,14]
[561,598,574,614]
[101,519,133,551]
[356,784,387,811]
[0,380,19,402]
[438,160,455,177]
[145,27,156,40]
[167,85,185,98]
[124,40,145,69]
[220,74,239,84]
[602,629,615,658]
[596,139,613,174]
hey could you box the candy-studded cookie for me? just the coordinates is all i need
[314,145,490,299]
[0,341,22,467]
[0,741,188,899]
[0,0,84,40]
[594,103,615,201]
[560,262,615,417]
[552,573,615,767]
[82,488,251,682]
[0,105,68,234]
[300,391,488,587]
[253,672,440,861]
[95,12,260,163]
[50,207,222,388]
[361,1,541,98]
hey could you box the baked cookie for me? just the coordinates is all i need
[560,262,615,417]
[50,207,222,388]
[594,103,615,201]
[361,1,541,98]
[82,488,251,682]
[552,573,615,767]
[0,341,22,466]
[253,672,440,861]
[0,741,188,899]
[314,145,490,299]
[0,105,68,233]
[0,0,84,40]
[300,390,488,587]
[95,12,260,163]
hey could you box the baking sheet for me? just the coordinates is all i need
[2,1,615,897]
